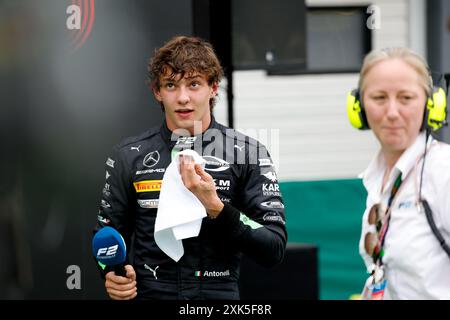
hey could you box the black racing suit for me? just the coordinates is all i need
[94,117,287,299]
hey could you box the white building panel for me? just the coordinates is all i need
[215,0,424,181]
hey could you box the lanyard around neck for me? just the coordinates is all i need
[372,139,437,265]
[372,173,403,264]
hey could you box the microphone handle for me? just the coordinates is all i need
[113,264,127,277]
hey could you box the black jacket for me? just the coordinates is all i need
[94,118,287,299]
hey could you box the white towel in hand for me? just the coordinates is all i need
[154,149,207,262]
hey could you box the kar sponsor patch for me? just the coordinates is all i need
[262,183,280,196]
[133,180,162,193]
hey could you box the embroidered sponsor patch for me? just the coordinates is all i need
[106,157,115,168]
[263,212,285,225]
[261,201,284,209]
[137,199,159,208]
[203,156,230,172]
[133,180,162,193]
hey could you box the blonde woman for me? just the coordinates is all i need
[347,47,450,299]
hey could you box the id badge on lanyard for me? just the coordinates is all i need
[361,174,402,300]
[361,264,387,300]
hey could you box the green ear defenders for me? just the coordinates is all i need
[346,86,447,131]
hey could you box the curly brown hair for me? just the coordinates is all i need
[148,36,224,110]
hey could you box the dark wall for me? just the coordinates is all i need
[239,243,318,300]
[0,0,192,299]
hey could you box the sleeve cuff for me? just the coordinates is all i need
[214,203,241,231]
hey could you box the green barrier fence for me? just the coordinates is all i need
[280,179,368,300]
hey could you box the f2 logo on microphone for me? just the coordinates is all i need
[97,244,118,257]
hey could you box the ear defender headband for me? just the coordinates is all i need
[346,85,447,131]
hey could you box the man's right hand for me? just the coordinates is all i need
[105,264,137,300]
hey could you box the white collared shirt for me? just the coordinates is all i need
[359,132,450,299]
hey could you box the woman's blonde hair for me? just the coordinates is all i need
[358,47,432,97]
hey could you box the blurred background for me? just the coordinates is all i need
[0,0,449,299]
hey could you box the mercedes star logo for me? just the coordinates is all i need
[143,151,160,168]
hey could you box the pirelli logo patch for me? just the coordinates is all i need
[133,180,162,193]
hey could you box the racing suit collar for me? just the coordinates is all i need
[160,115,219,149]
